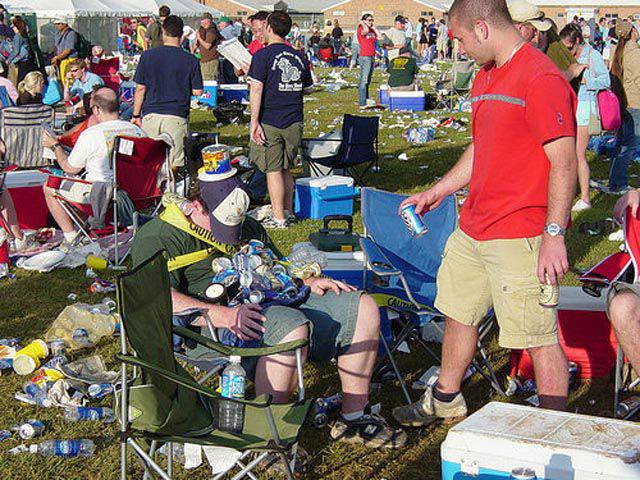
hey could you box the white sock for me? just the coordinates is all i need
[341,410,364,422]
[63,231,78,242]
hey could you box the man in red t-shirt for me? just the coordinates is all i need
[356,13,380,106]
[394,0,578,427]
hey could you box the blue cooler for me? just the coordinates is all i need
[219,84,249,102]
[294,176,355,220]
[379,84,390,106]
[389,90,425,111]
[195,81,218,107]
[442,402,640,480]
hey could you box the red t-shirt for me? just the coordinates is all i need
[357,25,377,57]
[248,39,266,55]
[459,43,577,241]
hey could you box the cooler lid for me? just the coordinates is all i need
[296,175,354,189]
[445,402,640,465]
[558,286,607,312]
[4,169,48,188]
[389,91,425,98]
[203,81,218,87]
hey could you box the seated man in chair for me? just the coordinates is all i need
[387,46,419,91]
[42,87,145,249]
[605,189,640,378]
[130,169,407,449]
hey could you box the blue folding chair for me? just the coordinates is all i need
[360,188,504,404]
[301,114,379,185]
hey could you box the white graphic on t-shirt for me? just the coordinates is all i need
[271,51,304,92]
[277,57,301,83]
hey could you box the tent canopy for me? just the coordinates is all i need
[6,0,221,17]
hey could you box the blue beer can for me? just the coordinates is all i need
[400,204,428,238]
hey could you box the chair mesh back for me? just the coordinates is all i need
[339,114,378,167]
[114,136,169,210]
[89,57,121,92]
[362,188,456,279]
[0,105,54,168]
[452,61,475,92]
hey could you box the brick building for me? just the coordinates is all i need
[534,1,640,27]
[321,0,449,32]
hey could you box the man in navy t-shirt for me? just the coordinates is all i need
[247,11,313,229]
[132,15,203,169]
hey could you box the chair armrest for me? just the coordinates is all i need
[360,237,401,276]
[173,326,308,357]
[115,353,273,408]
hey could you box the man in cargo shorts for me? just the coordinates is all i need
[393,0,578,427]
[605,190,640,380]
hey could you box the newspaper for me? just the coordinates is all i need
[217,38,252,70]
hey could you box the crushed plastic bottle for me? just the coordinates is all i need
[30,439,95,457]
[64,406,115,423]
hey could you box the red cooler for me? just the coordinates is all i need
[4,170,49,230]
[510,286,618,380]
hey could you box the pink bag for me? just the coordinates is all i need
[598,89,622,131]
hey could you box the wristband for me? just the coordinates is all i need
[132,114,141,119]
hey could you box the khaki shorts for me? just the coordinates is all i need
[200,59,219,82]
[142,113,188,168]
[250,122,303,173]
[606,281,640,320]
[435,228,558,349]
[56,179,93,205]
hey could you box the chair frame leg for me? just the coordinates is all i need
[379,332,412,404]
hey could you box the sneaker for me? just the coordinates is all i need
[284,210,296,225]
[609,229,625,242]
[392,385,467,428]
[330,411,407,449]
[571,199,592,212]
[262,216,288,230]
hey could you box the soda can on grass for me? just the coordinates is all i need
[400,204,428,239]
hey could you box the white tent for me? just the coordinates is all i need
[6,0,221,53]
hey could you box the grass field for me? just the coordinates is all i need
[0,65,636,479]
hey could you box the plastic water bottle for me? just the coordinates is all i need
[30,439,95,457]
[219,356,245,433]
[64,406,116,423]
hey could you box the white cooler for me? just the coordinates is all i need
[442,402,640,479]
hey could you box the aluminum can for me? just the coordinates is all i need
[617,395,640,418]
[400,204,428,238]
[539,274,559,308]
[313,393,343,428]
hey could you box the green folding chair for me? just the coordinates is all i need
[115,251,312,480]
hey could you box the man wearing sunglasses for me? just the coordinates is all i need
[41,87,146,250]
[63,58,104,114]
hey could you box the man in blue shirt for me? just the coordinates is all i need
[52,18,78,87]
[248,11,313,229]
[132,15,203,169]
[64,58,104,113]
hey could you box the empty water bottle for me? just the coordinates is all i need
[30,439,95,457]
[13,420,45,440]
[219,356,245,434]
[64,406,115,423]
[87,383,113,399]
[21,382,50,408]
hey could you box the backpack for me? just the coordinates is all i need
[74,30,92,59]
[598,89,622,131]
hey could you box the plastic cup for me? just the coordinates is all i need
[86,255,108,271]
[13,340,49,375]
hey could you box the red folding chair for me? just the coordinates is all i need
[49,135,172,264]
[89,57,121,93]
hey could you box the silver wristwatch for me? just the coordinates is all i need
[544,223,566,237]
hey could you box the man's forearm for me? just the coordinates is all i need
[544,138,577,228]
[433,143,474,196]
[249,81,263,123]
[171,288,229,328]
[133,85,146,116]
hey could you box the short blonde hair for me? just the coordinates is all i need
[68,58,87,71]
[18,71,45,96]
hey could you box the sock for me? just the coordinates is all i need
[341,410,364,422]
[433,383,459,403]
[63,230,78,242]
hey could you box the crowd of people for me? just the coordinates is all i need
[0,0,639,459]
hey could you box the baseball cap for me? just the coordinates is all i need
[395,15,406,24]
[508,0,552,32]
[399,46,410,55]
[219,15,231,23]
[616,20,634,38]
[53,17,69,25]
[201,12,213,20]
[200,175,250,245]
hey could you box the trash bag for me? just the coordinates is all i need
[45,303,118,351]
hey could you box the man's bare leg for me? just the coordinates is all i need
[283,169,295,215]
[608,291,640,374]
[43,186,76,235]
[266,170,286,222]
[528,344,568,411]
[436,317,478,393]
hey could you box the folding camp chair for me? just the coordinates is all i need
[301,114,379,186]
[51,135,172,265]
[360,188,504,404]
[90,57,121,92]
[115,251,312,480]
[435,61,475,111]
[578,208,640,419]
[0,104,54,168]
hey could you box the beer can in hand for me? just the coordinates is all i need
[400,204,428,238]
[539,273,559,308]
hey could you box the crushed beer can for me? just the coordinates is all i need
[313,393,343,428]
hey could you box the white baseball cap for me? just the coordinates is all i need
[509,0,552,32]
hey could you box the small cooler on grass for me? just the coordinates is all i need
[441,402,640,479]
[389,90,425,111]
[219,84,249,103]
[294,176,356,220]
[379,84,390,106]
[293,241,368,289]
[195,81,218,107]
[4,170,49,230]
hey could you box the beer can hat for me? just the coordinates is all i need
[199,175,250,245]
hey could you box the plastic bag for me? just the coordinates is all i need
[45,303,118,350]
